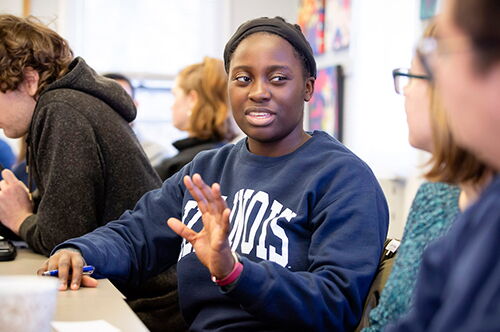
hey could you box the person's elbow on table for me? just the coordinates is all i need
[36,248,98,291]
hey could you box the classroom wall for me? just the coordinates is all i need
[224,0,427,238]
[0,0,22,15]
[0,0,431,238]
[224,0,300,38]
[224,0,424,180]
[339,0,425,237]
[343,0,422,179]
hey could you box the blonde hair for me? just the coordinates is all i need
[177,57,236,141]
[423,21,488,186]
[0,14,73,96]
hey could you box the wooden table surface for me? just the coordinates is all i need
[0,248,149,331]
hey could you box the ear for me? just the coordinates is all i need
[304,77,315,102]
[187,89,199,109]
[21,67,40,97]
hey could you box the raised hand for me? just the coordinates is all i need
[167,174,235,279]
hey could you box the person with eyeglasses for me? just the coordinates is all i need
[386,0,500,331]
[358,21,492,332]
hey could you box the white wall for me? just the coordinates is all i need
[344,0,425,237]
[225,0,300,36]
[0,0,22,15]
[314,0,423,180]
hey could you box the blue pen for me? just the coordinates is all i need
[42,265,95,277]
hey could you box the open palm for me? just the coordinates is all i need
[168,174,235,279]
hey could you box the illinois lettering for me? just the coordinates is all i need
[178,189,296,267]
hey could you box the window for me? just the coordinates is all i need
[63,0,226,152]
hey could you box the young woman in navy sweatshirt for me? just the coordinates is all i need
[40,17,388,332]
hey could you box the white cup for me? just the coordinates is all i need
[0,275,58,332]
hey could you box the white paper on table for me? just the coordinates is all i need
[52,320,121,332]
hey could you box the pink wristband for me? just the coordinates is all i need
[211,253,243,286]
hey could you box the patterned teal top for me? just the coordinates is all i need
[363,182,460,332]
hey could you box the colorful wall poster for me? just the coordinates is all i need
[298,0,326,55]
[308,65,344,141]
[325,0,351,52]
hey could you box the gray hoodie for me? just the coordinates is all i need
[22,57,186,331]
[22,57,161,255]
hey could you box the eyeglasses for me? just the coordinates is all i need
[392,68,430,95]
[416,36,473,80]
[416,37,439,80]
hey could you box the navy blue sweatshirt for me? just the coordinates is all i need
[387,174,500,332]
[56,131,388,331]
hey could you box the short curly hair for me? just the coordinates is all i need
[0,14,73,96]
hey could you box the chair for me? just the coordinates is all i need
[354,238,400,331]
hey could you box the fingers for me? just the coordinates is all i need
[167,218,198,243]
[206,183,231,234]
[36,259,49,276]
[185,175,231,232]
[189,174,225,215]
[20,180,30,193]
[39,250,86,291]
[207,183,230,230]
[1,169,18,185]
[81,275,98,288]
[193,175,219,214]
[70,257,85,290]
[211,183,228,213]
[221,208,231,233]
[56,253,72,291]
[184,175,208,213]
[0,170,29,193]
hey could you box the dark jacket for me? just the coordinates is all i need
[21,56,161,255]
[21,57,183,331]
[155,137,225,181]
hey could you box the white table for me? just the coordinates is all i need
[1,248,149,331]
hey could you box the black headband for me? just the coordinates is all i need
[223,17,317,78]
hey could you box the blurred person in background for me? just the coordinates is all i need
[359,20,492,332]
[0,13,160,253]
[387,0,500,330]
[103,72,173,168]
[155,57,237,181]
